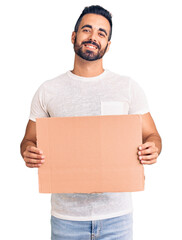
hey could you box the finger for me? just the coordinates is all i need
[141,159,157,165]
[24,157,45,164]
[27,145,43,154]
[138,147,156,155]
[25,162,42,168]
[25,152,45,160]
[138,152,158,160]
[138,142,155,150]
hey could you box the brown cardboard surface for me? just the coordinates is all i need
[36,115,144,193]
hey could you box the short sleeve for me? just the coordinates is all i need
[29,83,49,122]
[128,78,150,114]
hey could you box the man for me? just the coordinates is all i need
[20,5,162,240]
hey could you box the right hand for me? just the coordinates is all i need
[23,146,45,168]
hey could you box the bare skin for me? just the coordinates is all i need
[20,13,162,168]
[138,112,162,164]
[20,120,44,168]
[71,13,111,77]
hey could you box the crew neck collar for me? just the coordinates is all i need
[66,69,109,82]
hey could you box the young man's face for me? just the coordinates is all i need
[72,13,111,61]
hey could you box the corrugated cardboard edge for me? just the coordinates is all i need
[137,114,145,190]
[36,118,52,193]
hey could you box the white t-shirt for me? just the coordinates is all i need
[29,69,150,221]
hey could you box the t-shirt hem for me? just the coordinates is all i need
[29,116,36,122]
[129,109,150,115]
[51,209,133,221]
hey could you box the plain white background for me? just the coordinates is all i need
[0,0,182,239]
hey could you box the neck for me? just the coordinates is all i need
[71,54,104,77]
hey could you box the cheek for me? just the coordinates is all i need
[76,37,85,46]
[74,38,81,47]
[76,33,88,43]
[100,41,108,49]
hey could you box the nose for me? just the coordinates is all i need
[88,30,97,43]
[89,37,96,42]
[88,31,99,48]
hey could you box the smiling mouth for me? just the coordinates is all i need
[84,44,98,50]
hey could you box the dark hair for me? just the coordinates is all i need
[74,5,112,41]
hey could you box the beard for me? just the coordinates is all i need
[73,35,108,61]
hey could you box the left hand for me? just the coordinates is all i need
[137,142,159,165]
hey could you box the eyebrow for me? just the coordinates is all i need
[81,24,108,36]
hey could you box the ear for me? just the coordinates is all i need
[106,41,111,53]
[71,31,76,44]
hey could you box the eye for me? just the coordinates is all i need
[99,33,105,37]
[83,29,90,32]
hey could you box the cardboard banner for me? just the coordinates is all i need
[36,114,144,193]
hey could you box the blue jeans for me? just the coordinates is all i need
[51,212,133,240]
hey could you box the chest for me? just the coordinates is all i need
[47,82,130,117]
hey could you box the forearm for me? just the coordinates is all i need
[143,134,162,155]
[20,140,36,158]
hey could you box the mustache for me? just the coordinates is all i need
[82,41,100,49]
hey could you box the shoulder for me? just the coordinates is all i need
[109,70,143,83]
[107,69,131,80]
[39,72,68,90]
[106,69,132,85]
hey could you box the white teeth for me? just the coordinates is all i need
[85,44,96,49]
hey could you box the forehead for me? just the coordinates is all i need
[79,13,110,32]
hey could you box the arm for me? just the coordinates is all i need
[20,120,45,168]
[137,112,162,164]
